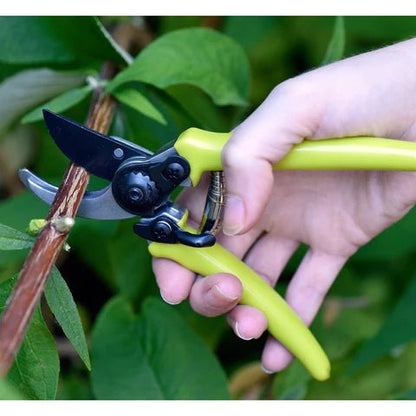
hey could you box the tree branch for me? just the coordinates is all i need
[0,23,146,377]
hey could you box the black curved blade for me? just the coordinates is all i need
[43,110,153,181]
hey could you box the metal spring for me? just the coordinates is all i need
[199,171,225,236]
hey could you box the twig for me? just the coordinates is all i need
[0,23,143,377]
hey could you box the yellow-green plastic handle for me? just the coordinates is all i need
[175,127,416,185]
[149,228,330,381]
[163,127,416,381]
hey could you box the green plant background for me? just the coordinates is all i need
[1,16,416,400]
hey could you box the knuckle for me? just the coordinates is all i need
[221,138,247,171]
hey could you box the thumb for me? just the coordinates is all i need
[221,82,319,236]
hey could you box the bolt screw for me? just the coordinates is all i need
[128,187,144,202]
[164,162,185,182]
[152,221,172,241]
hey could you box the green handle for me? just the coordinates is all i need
[165,127,416,380]
[149,225,330,381]
[175,127,416,185]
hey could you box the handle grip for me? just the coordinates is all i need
[175,128,416,185]
[149,237,330,381]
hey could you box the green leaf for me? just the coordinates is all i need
[0,277,59,400]
[7,308,60,400]
[0,68,87,137]
[22,85,92,124]
[0,223,34,251]
[44,267,91,370]
[113,85,167,125]
[273,359,311,400]
[321,16,345,65]
[347,279,416,375]
[108,28,250,106]
[0,16,129,66]
[107,219,155,302]
[91,296,230,399]
[0,378,26,399]
[224,16,279,51]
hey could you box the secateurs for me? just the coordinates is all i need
[20,110,416,381]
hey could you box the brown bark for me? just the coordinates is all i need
[0,23,145,377]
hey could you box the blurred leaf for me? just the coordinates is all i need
[107,219,154,303]
[175,301,226,351]
[22,85,93,124]
[0,68,86,137]
[55,370,94,400]
[113,88,192,153]
[108,28,250,106]
[0,16,129,66]
[224,16,279,51]
[306,342,416,399]
[0,277,59,400]
[0,378,26,399]
[354,207,416,262]
[113,85,167,126]
[0,223,34,250]
[346,279,416,375]
[166,84,232,131]
[44,266,91,370]
[390,389,416,399]
[68,218,118,288]
[91,296,230,399]
[321,16,345,65]
[273,359,311,400]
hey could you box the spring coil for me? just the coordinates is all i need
[199,171,225,236]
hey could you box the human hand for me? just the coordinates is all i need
[153,38,416,373]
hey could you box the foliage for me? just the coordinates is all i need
[1,16,416,400]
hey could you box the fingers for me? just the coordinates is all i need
[221,81,321,236]
[214,234,299,342]
[152,257,196,305]
[243,234,299,287]
[189,273,242,317]
[261,248,347,373]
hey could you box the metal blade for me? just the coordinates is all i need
[43,110,153,181]
[19,168,136,220]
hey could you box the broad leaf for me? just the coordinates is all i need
[0,223,34,250]
[321,16,345,65]
[0,277,59,400]
[113,85,167,125]
[22,85,93,124]
[346,279,416,375]
[0,16,129,66]
[0,68,87,137]
[108,28,250,106]
[91,296,230,399]
[44,267,91,370]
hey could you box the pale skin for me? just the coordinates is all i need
[153,38,416,373]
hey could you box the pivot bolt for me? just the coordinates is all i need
[152,221,172,241]
[128,187,144,202]
[163,162,185,183]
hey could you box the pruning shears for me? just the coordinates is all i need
[19,110,416,381]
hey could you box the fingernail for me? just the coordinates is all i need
[226,317,253,341]
[223,195,245,236]
[205,283,239,308]
[234,322,253,341]
[160,291,181,305]
[261,364,275,375]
